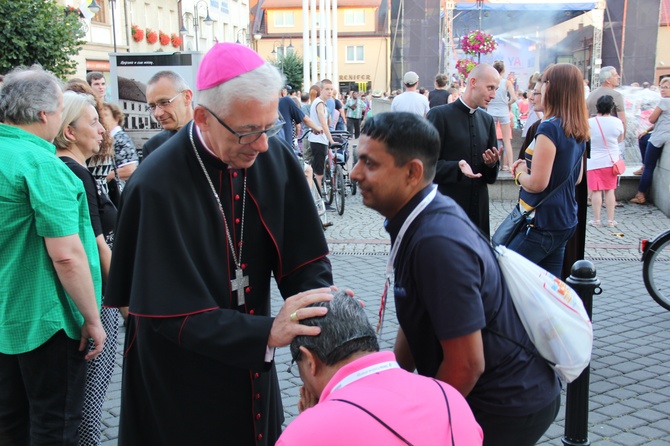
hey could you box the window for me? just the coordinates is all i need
[274,11,295,27]
[346,46,364,63]
[344,10,365,26]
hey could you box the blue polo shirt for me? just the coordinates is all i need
[278,96,305,149]
[386,185,560,416]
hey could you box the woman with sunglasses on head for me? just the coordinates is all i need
[510,64,589,277]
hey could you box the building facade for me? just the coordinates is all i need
[59,0,249,82]
[253,0,390,94]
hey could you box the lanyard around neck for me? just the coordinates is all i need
[331,361,400,393]
[386,186,437,277]
[377,186,437,334]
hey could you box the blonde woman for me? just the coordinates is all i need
[54,91,120,446]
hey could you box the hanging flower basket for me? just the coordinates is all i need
[146,28,158,44]
[461,30,498,56]
[159,30,170,46]
[131,24,144,42]
[456,58,478,79]
[171,34,182,48]
[64,6,85,18]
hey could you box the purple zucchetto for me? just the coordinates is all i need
[196,43,265,91]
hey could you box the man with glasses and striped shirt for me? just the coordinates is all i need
[141,70,194,159]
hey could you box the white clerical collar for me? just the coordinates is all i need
[459,96,477,114]
[194,123,220,159]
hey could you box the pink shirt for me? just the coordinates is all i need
[277,351,483,445]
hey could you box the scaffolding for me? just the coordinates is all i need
[591,1,606,87]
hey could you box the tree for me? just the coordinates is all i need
[0,0,86,78]
[272,51,304,92]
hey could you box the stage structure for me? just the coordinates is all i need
[390,0,604,90]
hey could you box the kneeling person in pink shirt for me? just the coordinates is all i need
[277,292,483,445]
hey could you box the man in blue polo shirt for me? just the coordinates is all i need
[350,111,561,446]
[278,92,322,154]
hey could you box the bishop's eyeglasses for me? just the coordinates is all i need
[200,105,285,145]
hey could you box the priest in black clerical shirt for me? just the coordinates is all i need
[426,64,502,237]
[141,70,194,160]
[106,43,334,446]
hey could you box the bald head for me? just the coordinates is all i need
[463,63,500,109]
[467,64,498,85]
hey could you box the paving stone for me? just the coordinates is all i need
[596,404,637,418]
[629,424,668,440]
[607,414,649,430]
[644,441,670,446]
[607,431,651,446]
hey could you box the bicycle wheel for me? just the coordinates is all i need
[643,231,670,311]
[323,160,334,205]
[310,177,329,229]
[335,165,345,215]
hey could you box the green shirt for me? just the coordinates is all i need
[345,97,364,120]
[0,124,102,354]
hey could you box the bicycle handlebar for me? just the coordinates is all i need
[298,129,351,145]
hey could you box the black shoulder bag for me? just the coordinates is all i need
[491,155,582,247]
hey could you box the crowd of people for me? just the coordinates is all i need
[0,39,665,446]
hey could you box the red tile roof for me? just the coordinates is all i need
[663,0,670,26]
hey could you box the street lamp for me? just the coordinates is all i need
[180,14,189,36]
[180,0,213,51]
[89,0,117,52]
[271,41,284,73]
[236,29,247,46]
[252,32,262,52]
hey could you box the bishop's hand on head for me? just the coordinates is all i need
[268,288,334,348]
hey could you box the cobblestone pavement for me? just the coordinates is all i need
[102,189,670,445]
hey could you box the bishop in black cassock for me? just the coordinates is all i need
[426,64,502,237]
[105,43,333,446]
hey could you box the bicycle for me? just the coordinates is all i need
[324,136,349,216]
[641,228,670,310]
[296,131,331,230]
[331,130,357,196]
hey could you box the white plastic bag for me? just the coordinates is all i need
[494,246,593,383]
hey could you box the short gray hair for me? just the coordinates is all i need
[147,70,190,92]
[198,63,284,116]
[0,66,62,124]
[290,291,379,366]
[599,66,616,83]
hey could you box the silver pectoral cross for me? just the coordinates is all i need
[231,268,249,306]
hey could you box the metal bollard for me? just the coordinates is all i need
[562,260,601,446]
